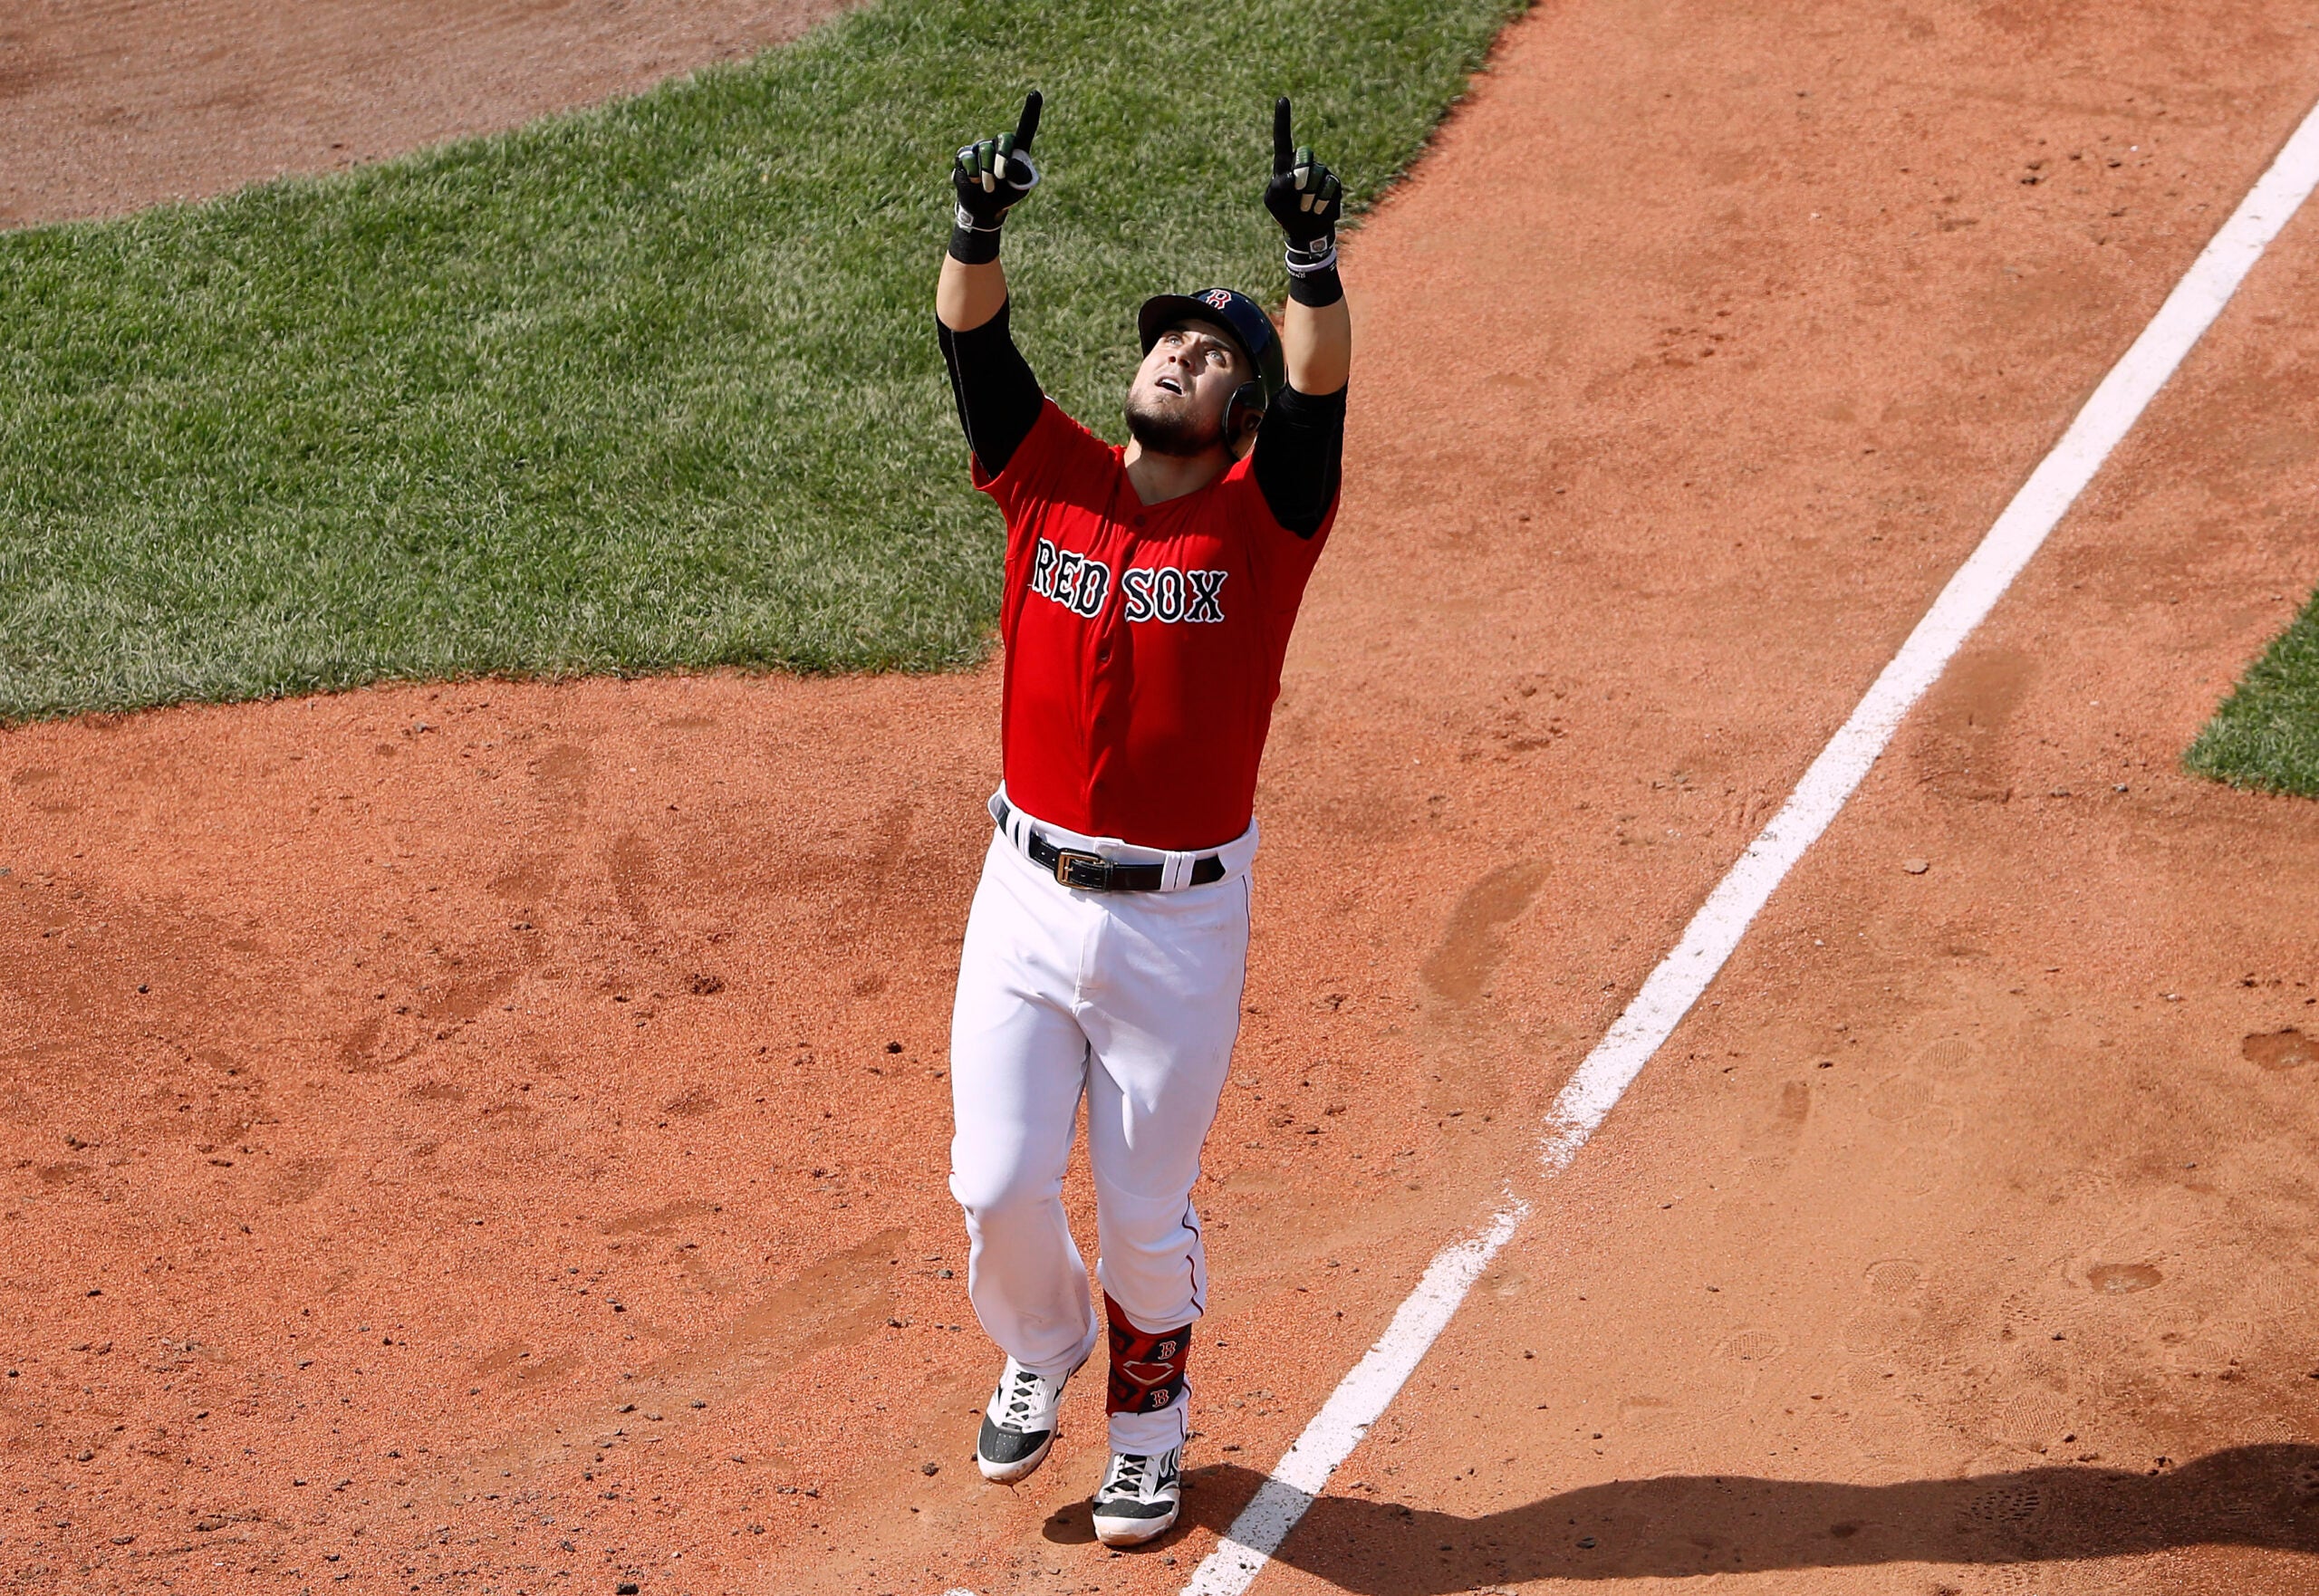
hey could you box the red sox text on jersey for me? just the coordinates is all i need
[976,399,1334,851]
[1028,539,1228,625]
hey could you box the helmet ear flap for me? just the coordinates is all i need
[1227,380,1267,441]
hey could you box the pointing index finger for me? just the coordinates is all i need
[1273,96,1294,175]
[1014,90,1044,154]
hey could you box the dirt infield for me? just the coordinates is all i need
[0,0,858,229]
[5,2,2319,1594]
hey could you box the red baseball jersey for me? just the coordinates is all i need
[976,399,1334,851]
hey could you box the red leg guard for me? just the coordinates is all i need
[1103,1294,1192,1418]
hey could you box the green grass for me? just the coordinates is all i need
[2186,589,2319,800]
[0,0,1523,721]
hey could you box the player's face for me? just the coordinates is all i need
[1124,322,1250,457]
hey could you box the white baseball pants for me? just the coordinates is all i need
[948,801,1255,1454]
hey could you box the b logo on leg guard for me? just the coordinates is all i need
[1103,1294,1192,1416]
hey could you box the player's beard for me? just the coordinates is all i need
[1124,389,1227,457]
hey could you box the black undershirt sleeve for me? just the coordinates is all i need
[1252,383,1347,539]
[937,299,1044,478]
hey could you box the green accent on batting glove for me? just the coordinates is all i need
[1263,97,1342,255]
[951,91,1044,242]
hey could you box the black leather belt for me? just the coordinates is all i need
[996,801,1226,892]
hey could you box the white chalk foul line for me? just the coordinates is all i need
[1174,91,2319,1596]
[1178,1201,1526,1596]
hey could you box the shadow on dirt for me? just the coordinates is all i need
[1131,1446,2319,1586]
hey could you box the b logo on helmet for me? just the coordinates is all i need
[1201,289,1234,311]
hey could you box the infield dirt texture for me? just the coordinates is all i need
[4,4,2319,1596]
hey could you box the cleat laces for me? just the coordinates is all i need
[1099,1449,1176,1503]
[999,1365,1044,1429]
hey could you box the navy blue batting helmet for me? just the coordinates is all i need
[1136,288,1286,430]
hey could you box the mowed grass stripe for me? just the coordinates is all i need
[2187,590,2319,799]
[0,0,1522,721]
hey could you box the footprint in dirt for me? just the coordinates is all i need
[1616,1393,1673,1426]
[2086,1263,2162,1295]
[1716,1328,1785,1366]
[1419,861,1545,1008]
[1843,1260,1928,1356]
[1837,1377,1928,1466]
[489,743,592,903]
[1910,1036,1977,1076]
[2243,1028,2315,1072]
[1864,1258,1925,1300]
[1965,1480,2045,1529]
[1994,1387,2072,1455]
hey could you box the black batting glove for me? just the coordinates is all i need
[1264,98,1344,307]
[1264,97,1342,262]
[950,91,1043,261]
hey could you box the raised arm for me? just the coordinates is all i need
[1254,99,1350,536]
[937,91,1042,333]
[1265,98,1351,396]
[937,92,1046,476]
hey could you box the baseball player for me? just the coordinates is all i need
[934,91,1351,1545]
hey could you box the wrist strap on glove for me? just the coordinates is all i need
[948,92,1043,265]
[950,207,1004,265]
[1285,241,1342,307]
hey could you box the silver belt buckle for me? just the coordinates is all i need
[1054,848,1107,889]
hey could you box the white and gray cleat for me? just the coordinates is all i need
[976,1356,1074,1483]
[1090,1447,1181,1546]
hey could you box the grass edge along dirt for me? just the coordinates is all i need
[2185,587,2319,800]
[0,0,1525,723]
